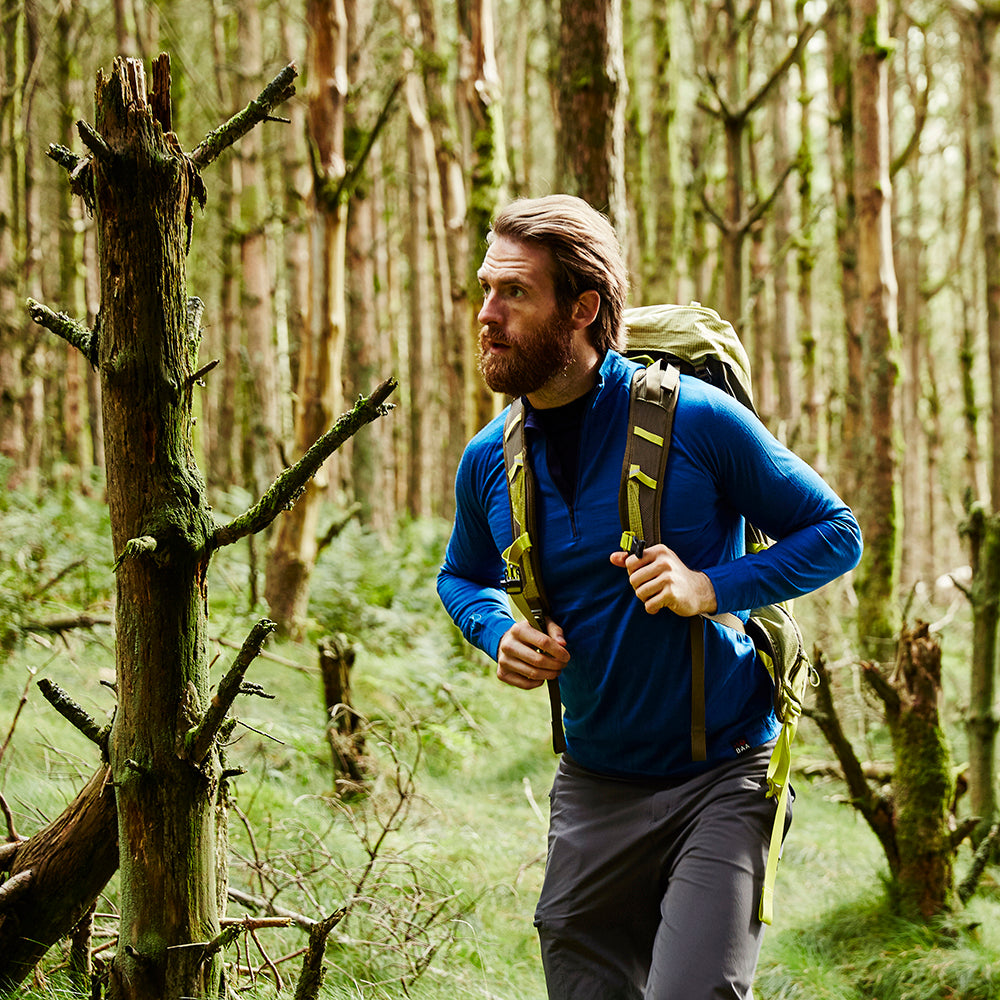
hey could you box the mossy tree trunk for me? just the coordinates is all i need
[873,624,957,919]
[852,0,900,661]
[554,0,628,237]
[89,56,224,1000]
[810,623,965,921]
[961,2,1000,843]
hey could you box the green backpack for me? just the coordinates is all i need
[500,301,813,925]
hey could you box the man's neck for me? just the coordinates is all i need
[527,350,604,410]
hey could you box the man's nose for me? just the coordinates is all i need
[478,289,500,326]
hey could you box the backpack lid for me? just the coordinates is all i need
[623,302,754,407]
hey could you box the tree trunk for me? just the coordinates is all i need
[795,0,820,470]
[264,0,349,633]
[0,0,29,487]
[877,624,957,919]
[827,1,863,501]
[88,56,223,1000]
[403,58,435,518]
[809,623,960,922]
[852,0,899,661]
[960,501,1000,842]
[963,5,1000,839]
[237,1,282,495]
[0,766,118,992]
[344,0,381,526]
[318,636,365,788]
[456,0,506,436]
[555,0,628,237]
[55,0,91,475]
[769,0,796,433]
[205,0,241,490]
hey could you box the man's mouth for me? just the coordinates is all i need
[482,329,511,353]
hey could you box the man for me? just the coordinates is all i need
[437,194,862,1000]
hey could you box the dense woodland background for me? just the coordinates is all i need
[1,0,993,587]
[3,0,1000,996]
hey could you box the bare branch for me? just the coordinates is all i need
[326,78,403,208]
[20,613,114,637]
[186,620,277,764]
[189,63,298,170]
[187,359,220,388]
[36,678,110,753]
[739,5,832,121]
[113,536,158,570]
[77,119,113,163]
[227,887,316,931]
[211,377,397,550]
[47,142,82,172]
[959,822,1000,903]
[1,668,37,769]
[803,652,899,870]
[0,871,33,912]
[0,840,20,867]
[293,907,348,1000]
[26,299,96,366]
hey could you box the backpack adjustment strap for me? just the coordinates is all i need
[619,530,646,558]
[689,617,707,761]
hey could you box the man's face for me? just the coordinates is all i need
[476,236,576,398]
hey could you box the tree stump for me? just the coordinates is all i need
[318,635,366,789]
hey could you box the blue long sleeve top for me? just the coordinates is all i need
[437,350,862,779]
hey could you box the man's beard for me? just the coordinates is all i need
[478,309,576,398]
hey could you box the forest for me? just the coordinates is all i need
[2,0,1000,997]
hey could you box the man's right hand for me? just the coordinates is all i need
[496,619,570,690]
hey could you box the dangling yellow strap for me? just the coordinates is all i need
[759,722,795,925]
[625,464,656,545]
[628,463,658,491]
[501,531,532,568]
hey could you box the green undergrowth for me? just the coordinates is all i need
[2,481,999,998]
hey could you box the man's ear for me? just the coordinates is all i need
[572,289,601,330]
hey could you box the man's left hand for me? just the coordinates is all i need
[609,543,718,617]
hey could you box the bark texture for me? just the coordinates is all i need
[809,623,960,921]
[0,767,118,992]
[90,55,223,1000]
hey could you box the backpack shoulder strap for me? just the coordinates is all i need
[618,361,679,556]
[500,400,566,754]
[617,361,744,762]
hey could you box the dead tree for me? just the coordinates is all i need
[808,623,976,920]
[10,53,396,1000]
[319,635,367,790]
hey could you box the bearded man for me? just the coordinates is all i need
[437,195,862,1000]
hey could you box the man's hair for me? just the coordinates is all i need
[488,195,629,353]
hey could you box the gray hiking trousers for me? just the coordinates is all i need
[533,745,789,1000]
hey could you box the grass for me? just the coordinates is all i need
[2,483,999,998]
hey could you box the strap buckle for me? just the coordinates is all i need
[502,564,525,594]
[619,530,646,558]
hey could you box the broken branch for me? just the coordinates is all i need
[211,377,397,550]
[186,620,276,765]
[227,887,316,930]
[47,142,82,172]
[36,678,109,753]
[190,63,298,169]
[293,907,348,1000]
[26,299,96,366]
[77,119,113,163]
[113,536,158,569]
